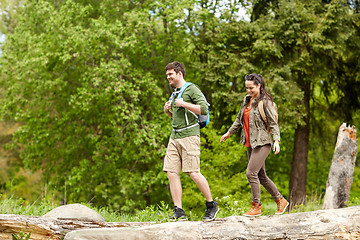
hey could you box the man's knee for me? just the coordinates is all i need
[188,171,201,181]
[167,171,179,179]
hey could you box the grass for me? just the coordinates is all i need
[0,195,55,216]
[1,194,359,222]
[11,232,31,240]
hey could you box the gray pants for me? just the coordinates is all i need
[246,144,282,203]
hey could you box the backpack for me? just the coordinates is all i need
[258,100,278,133]
[169,82,210,130]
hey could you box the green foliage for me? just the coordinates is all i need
[0,0,25,34]
[87,201,174,223]
[289,192,323,213]
[0,0,171,211]
[1,194,360,223]
[347,196,360,206]
[214,194,251,217]
[11,232,31,240]
[0,194,56,215]
[0,0,359,214]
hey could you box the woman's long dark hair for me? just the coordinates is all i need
[245,73,273,107]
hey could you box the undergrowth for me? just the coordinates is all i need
[1,193,359,222]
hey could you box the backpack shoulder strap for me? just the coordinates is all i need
[258,100,267,123]
[177,82,193,99]
[272,102,278,122]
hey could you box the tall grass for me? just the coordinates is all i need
[0,195,55,216]
[1,193,359,222]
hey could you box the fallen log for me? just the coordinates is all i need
[1,206,360,240]
[64,206,360,240]
[0,214,152,240]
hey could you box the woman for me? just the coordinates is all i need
[220,73,289,217]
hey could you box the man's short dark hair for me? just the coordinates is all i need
[165,61,185,78]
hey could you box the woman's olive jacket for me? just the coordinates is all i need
[228,95,280,149]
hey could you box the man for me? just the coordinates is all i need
[163,61,219,221]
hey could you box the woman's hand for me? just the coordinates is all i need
[273,140,280,154]
[220,132,232,142]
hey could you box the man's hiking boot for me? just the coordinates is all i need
[203,201,219,221]
[243,202,261,217]
[274,197,289,215]
[172,206,186,220]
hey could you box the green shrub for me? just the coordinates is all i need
[11,232,31,240]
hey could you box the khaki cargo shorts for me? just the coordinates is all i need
[163,135,201,174]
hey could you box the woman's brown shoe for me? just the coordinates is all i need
[243,202,261,217]
[274,197,289,215]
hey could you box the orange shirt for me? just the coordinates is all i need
[242,106,251,147]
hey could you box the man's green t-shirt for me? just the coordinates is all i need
[170,83,208,139]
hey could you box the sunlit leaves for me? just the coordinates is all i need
[0,0,170,210]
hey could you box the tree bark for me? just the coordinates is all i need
[323,123,358,209]
[289,79,311,211]
[0,214,152,240]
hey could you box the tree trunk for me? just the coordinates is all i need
[289,78,311,211]
[323,123,358,209]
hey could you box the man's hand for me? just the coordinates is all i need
[164,101,172,117]
[175,98,201,115]
[175,98,185,108]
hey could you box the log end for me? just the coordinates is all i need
[336,123,357,147]
[343,128,357,141]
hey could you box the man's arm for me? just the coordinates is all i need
[175,98,201,115]
[175,84,207,115]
